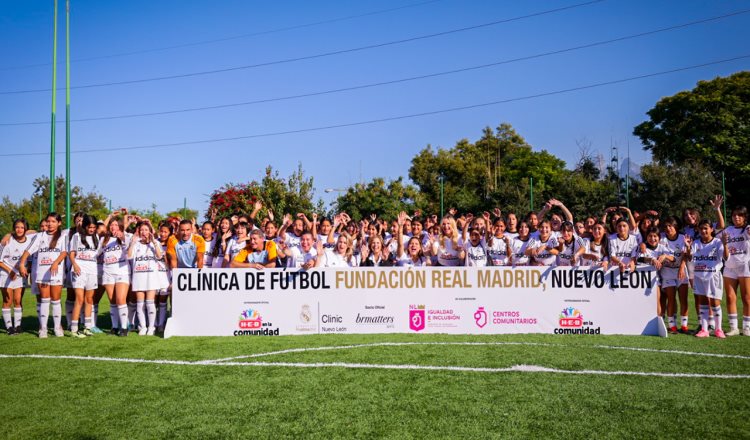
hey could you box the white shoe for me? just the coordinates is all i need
[743,327,750,336]
[146,327,155,336]
[138,327,147,336]
[726,327,740,336]
[38,329,48,339]
[54,326,64,337]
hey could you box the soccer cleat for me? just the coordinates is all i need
[6,327,15,336]
[118,328,129,337]
[138,327,147,336]
[54,326,64,337]
[679,326,690,334]
[82,328,94,337]
[725,328,740,337]
[73,330,86,338]
[668,326,678,334]
[146,327,155,336]
[15,326,22,335]
[714,328,726,339]
[38,329,48,339]
[694,329,710,338]
[90,326,103,334]
[110,328,119,336]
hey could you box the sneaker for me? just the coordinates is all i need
[726,328,740,337]
[6,327,15,336]
[714,328,726,339]
[82,328,94,337]
[695,329,710,338]
[744,328,750,337]
[90,326,103,334]
[668,326,678,334]
[38,329,48,338]
[15,326,22,335]
[118,328,129,337]
[146,327,155,336]
[679,326,690,334]
[73,330,86,338]
[110,328,120,336]
[53,326,64,337]
[138,327,147,336]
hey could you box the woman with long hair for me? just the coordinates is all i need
[722,205,750,336]
[315,232,359,267]
[68,215,100,337]
[128,220,165,336]
[98,216,132,336]
[0,219,32,335]
[431,216,464,266]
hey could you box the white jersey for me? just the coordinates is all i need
[203,238,215,267]
[578,238,607,268]
[26,231,68,281]
[691,238,725,280]
[722,225,750,269]
[511,237,531,266]
[556,237,581,267]
[131,241,167,291]
[0,236,32,278]
[528,235,558,266]
[397,253,429,267]
[69,233,99,275]
[486,235,511,266]
[660,234,687,280]
[320,249,358,268]
[99,234,132,277]
[608,234,639,265]
[286,246,317,268]
[463,241,488,267]
[436,238,463,267]
[318,233,337,249]
[637,244,671,267]
[284,232,303,249]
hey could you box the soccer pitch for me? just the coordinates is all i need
[1,296,749,439]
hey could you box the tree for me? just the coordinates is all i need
[331,177,425,220]
[633,71,750,202]
[207,164,323,222]
[0,175,108,235]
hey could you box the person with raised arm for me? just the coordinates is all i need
[395,211,430,267]
[67,215,100,337]
[128,220,165,336]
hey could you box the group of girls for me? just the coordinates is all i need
[2,195,749,340]
[0,210,172,338]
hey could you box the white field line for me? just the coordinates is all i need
[204,341,750,364]
[0,353,748,379]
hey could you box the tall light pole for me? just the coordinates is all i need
[49,0,59,213]
[65,0,71,228]
[438,174,445,218]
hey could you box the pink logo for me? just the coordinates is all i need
[409,309,425,332]
[474,307,487,328]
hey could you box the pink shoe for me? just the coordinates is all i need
[695,329,710,338]
[714,328,726,339]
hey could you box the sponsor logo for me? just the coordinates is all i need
[426,308,461,328]
[320,313,347,333]
[409,304,425,332]
[234,308,279,336]
[554,306,600,335]
[295,304,317,333]
[474,307,487,328]
[354,305,394,328]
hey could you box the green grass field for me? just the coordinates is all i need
[1,294,749,439]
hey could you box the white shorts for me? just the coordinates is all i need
[723,262,750,280]
[660,277,689,288]
[102,272,130,285]
[693,271,723,299]
[0,272,24,289]
[72,272,98,290]
[132,270,167,292]
[36,267,64,286]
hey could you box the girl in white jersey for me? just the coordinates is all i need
[608,219,638,273]
[394,211,430,267]
[579,222,609,269]
[68,215,100,337]
[0,219,32,335]
[128,221,165,336]
[19,212,68,338]
[556,222,582,266]
[200,221,216,268]
[487,217,512,266]
[660,217,690,333]
[315,232,359,268]
[681,220,729,338]
[511,222,532,266]
[721,206,750,336]
[635,227,675,319]
[210,217,233,268]
[99,217,132,336]
[527,220,558,266]
[431,216,464,267]
[224,222,249,267]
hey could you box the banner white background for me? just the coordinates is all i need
[164,266,660,338]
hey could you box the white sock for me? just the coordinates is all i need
[728,313,738,330]
[127,303,136,328]
[13,307,22,328]
[744,316,750,330]
[146,300,156,329]
[92,304,98,327]
[2,308,11,329]
[712,306,723,331]
[136,301,146,330]
[84,316,93,330]
[157,303,166,328]
[39,298,50,330]
[109,305,120,330]
[667,316,676,328]
[117,305,128,330]
[681,315,688,327]
[65,300,74,329]
[71,320,79,333]
[51,300,62,330]
[699,305,709,331]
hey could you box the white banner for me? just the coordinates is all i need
[164,266,662,338]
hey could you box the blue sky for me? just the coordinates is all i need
[1,0,748,217]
